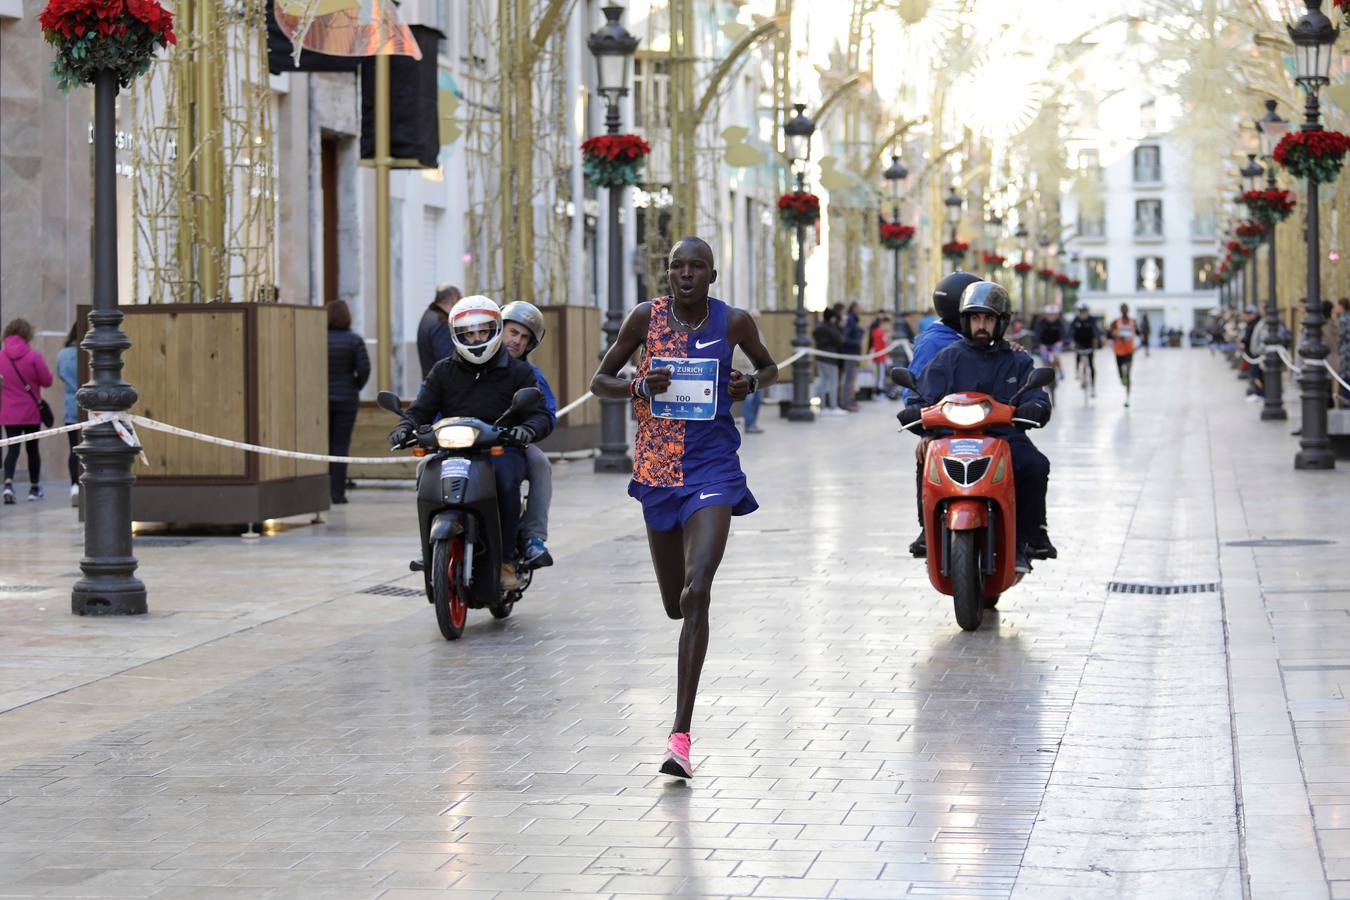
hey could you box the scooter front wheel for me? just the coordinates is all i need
[431,537,468,640]
[950,529,985,631]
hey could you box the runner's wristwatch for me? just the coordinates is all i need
[746,373,759,394]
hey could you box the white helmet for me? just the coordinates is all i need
[448,295,503,365]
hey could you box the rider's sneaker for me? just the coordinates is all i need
[521,537,553,569]
[1014,549,1032,574]
[660,732,694,779]
[908,531,927,558]
[499,562,523,591]
[1028,528,1057,560]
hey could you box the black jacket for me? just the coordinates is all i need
[400,347,554,440]
[841,313,864,354]
[416,307,455,379]
[327,329,371,406]
[915,339,1051,438]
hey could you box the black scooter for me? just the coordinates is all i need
[377,388,542,641]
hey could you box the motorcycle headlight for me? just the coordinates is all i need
[942,401,991,426]
[434,424,478,449]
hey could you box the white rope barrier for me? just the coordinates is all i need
[1311,358,1350,393]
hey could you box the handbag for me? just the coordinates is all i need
[4,351,54,428]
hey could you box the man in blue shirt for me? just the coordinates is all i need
[501,302,557,569]
[902,271,982,557]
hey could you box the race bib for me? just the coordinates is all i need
[650,357,718,421]
[1115,324,1135,341]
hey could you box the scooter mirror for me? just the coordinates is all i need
[509,387,543,414]
[376,391,403,415]
[890,367,917,389]
[1025,367,1055,390]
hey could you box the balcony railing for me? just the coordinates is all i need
[1133,165,1162,184]
[1134,220,1163,239]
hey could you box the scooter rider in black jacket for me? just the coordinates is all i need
[899,282,1055,573]
[389,296,553,590]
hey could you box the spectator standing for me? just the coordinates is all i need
[840,301,864,411]
[56,323,82,506]
[1140,314,1152,356]
[1336,298,1350,404]
[1,318,53,503]
[812,308,844,415]
[416,283,460,379]
[326,300,371,504]
[1240,306,1265,400]
[870,314,892,391]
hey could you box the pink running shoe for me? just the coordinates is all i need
[660,732,694,778]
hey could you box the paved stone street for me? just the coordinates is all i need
[1,348,1348,899]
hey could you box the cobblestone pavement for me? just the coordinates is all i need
[0,349,1347,899]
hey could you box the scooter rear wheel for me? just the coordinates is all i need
[950,529,985,631]
[431,537,468,641]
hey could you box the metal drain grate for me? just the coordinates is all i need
[1225,538,1334,548]
[360,585,423,598]
[0,585,49,593]
[134,537,199,548]
[1108,581,1219,595]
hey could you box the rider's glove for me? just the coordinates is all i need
[1013,402,1050,427]
[388,422,414,448]
[507,425,535,445]
[897,405,924,428]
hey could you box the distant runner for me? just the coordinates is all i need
[1108,302,1140,407]
[589,237,778,779]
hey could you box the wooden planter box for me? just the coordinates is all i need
[101,303,330,524]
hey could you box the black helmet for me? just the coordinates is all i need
[958,282,1013,343]
[933,271,983,328]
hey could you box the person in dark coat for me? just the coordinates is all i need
[326,300,371,503]
[416,284,460,379]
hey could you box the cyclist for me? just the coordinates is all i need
[1069,303,1103,396]
[1107,303,1140,407]
[1034,304,1066,381]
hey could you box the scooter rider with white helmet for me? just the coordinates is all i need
[389,295,553,590]
[500,301,556,569]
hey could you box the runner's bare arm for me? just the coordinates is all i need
[590,303,671,399]
[726,308,778,401]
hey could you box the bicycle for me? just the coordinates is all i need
[1075,348,1095,399]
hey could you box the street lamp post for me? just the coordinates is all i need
[1288,0,1338,469]
[943,185,963,247]
[1037,233,1053,310]
[588,5,639,474]
[785,103,816,422]
[1257,100,1291,421]
[883,154,909,368]
[72,70,146,615]
[1015,224,1029,317]
[1241,155,1263,313]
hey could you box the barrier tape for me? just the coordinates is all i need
[1236,347,1350,394]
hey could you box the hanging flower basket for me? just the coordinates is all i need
[39,0,176,91]
[941,240,969,261]
[1012,261,1033,275]
[1240,189,1297,225]
[580,134,652,189]
[1053,273,1072,286]
[981,252,1007,269]
[778,192,821,228]
[1235,221,1266,249]
[1036,267,1055,282]
[1225,240,1250,257]
[879,222,915,251]
[1273,130,1350,184]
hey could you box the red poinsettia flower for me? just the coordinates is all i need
[581,134,651,163]
[1235,222,1266,238]
[1013,262,1033,274]
[879,222,915,242]
[941,240,969,255]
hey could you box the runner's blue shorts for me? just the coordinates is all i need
[628,476,758,532]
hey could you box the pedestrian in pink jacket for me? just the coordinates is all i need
[2,318,54,503]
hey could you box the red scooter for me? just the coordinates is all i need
[892,366,1054,631]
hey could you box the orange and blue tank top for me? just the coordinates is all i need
[632,296,744,488]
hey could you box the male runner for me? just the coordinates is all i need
[1107,302,1139,407]
[590,237,778,779]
